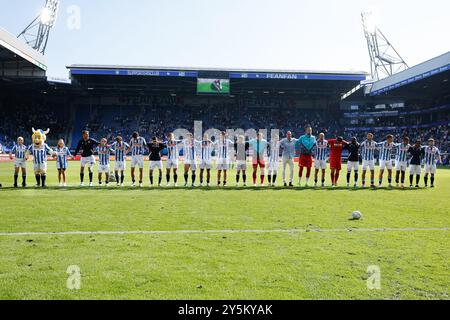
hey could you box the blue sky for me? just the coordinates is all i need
[2,0,449,78]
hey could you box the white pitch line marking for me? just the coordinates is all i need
[0,227,448,237]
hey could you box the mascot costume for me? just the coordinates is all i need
[29,128,53,187]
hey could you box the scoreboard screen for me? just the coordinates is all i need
[197,78,230,94]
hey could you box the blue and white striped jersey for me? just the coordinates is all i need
[55,146,71,168]
[377,141,395,161]
[215,139,234,160]
[314,139,328,161]
[111,142,129,162]
[360,140,377,161]
[395,143,410,162]
[200,140,213,161]
[183,139,198,161]
[166,140,181,160]
[98,145,113,166]
[11,144,27,159]
[28,144,52,164]
[268,142,280,163]
[129,137,147,156]
[423,146,440,165]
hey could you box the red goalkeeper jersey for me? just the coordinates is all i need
[327,139,348,163]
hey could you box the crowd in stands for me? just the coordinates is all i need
[0,97,448,165]
[0,104,70,147]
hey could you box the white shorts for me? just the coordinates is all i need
[379,160,393,170]
[149,160,163,170]
[34,162,47,173]
[362,159,375,171]
[409,164,421,175]
[199,160,212,170]
[395,160,408,172]
[216,160,229,170]
[235,160,247,171]
[268,161,278,171]
[98,164,110,173]
[424,164,437,174]
[114,161,126,171]
[166,159,179,169]
[81,156,96,168]
[14,159,27,169]
[131,155,144,169]
[56,161,67,170]
[184,159,197,168]
[314,159,327,170]
[347,161,359,172]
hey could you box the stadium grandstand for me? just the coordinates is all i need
[342,51,450,165]
[0,27,448,166]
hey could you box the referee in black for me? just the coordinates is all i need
[73,130,100,186]
[345,137,360,187]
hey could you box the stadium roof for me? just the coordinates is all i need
[68,64,367,78]
[0,27,47,78]
[342,51,450,102]
[67,64,367,98]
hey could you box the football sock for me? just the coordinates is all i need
[430,175,434,186]
[395,172,400,184]
[401,171,405,184]
[416,175,420,185]
[252,171,257,184]
[388,177,392,184]
[158,175,162,185]
[80,173,84,183]
[272,174,277,184]
[89,172,93,183]
[409,175,413,185]
[166,174,170,183]
[354,172,358,183]
[173,174,177,183]
[150,175,154,185]
[41,174,46,186]
[242,174,246,183]
[268,175,272,184]
[14,174,18,186]
[121,174,124,184]
[260,175,264,184]
[346,172,351,184]
[192,172,196,184]
[330,172,334,184]
[184,173,188,183]
[115,173,119,182]
[334,172,340,184]
[35,174,41,185]
[424,176,428,186]
[22,175,26,185]
[236,174,240,183]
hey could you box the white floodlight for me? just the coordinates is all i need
[362,11,377,34]
[40,0,59,26]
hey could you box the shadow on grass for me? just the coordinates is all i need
[0,185,431,192]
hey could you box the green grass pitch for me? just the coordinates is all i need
[0,160,448,300]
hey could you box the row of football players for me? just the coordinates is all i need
[7,128,442,188]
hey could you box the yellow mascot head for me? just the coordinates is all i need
[32,128,50,147]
